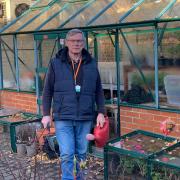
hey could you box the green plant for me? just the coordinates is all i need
[115,155,135,178]
[134,159,147,177]
[131,72,167,91]
[16,124,36,145]
[151,166,180,180]
[165,44,180,59]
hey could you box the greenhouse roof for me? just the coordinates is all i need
[0,0,180,35]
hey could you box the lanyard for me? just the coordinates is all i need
[71,58,82,85]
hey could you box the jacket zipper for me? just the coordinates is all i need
[76,97,79,119]
[66,61,81,119]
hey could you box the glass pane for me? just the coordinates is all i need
[120,26,155,106]
[33,0,52,7]
[17,34,35,92]
[4,9,43,33]
[97,34,117,103]
[37,37,59,93]
[63,0,113,28]
[159,22,180,109]
[20,2,64,32]
[125,0,170,22]
[40,1,87,30]
[161,0,180,19]
[91,0,136,26]
[41,39,58,67]
[87,34,95,57]
[2,35,16,89]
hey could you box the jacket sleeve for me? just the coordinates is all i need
[95,69,105,114]
[42,59,55,116]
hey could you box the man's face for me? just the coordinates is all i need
[66,33,85,54]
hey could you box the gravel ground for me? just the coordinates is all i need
[0,132,104,180]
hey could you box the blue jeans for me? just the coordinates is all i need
[54,120,92,180]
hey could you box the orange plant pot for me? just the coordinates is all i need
[36,128,55,146]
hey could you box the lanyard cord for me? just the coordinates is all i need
[71,58,82,85]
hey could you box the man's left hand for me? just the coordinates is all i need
[96,113,105,128]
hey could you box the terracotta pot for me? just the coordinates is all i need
[36,128,55,146]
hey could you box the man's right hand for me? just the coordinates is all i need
[41,116,51,128]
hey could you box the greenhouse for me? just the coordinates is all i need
[0,0,179,179]
[0,0,180,131]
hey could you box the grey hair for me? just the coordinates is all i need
[66,29,85,41]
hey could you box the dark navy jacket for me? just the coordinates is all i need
[42,47,105,121]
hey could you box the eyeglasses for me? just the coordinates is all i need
[67,39,84,44]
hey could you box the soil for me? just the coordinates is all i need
[0,108,20,117]
[168,146,180,157]
[0,113,37,122]
[110,133,174,155]
[155,146,180,166]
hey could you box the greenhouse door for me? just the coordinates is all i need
[34,32,66,114]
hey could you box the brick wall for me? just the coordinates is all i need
[0,91,179,138]
[120,106,180,138]
[0,90,37,113]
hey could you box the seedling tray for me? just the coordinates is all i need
[0,108,20,117]
[0,112,41,152]
[150,142,180,179]
[0,112,41,125]
[151,142,180,170]
[106,130,176,158]
[104,130,177,180]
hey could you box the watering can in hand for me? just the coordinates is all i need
[86,116,109,148]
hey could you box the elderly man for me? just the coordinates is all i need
[42,29,105,180]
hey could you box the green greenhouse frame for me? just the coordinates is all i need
[0,0,180,136]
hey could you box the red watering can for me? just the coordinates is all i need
[86,116,109,148]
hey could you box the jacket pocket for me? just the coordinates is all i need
[79,94,94,117]
[58,93,77,116]
[53,94,64,113]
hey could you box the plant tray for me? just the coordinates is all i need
[151,142,180,170]
[0,108,20,117]
[0,112,41,125]
[104,130,177,180]
[150,142,180,179]
[106,130,176,158]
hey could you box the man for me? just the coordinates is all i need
[42,29,105,180]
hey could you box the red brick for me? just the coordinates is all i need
[147,120,161,127]
[120,116,133,123]
[132,108,143,112]
[121,128,133,135]
[133,117,147,125]
[120,110,127,116]
[154,115,168,122]
[138,125,153,132]
[126,111,140,118]
[121,106,133,111]
[139,113,153,121]
[159,111,177,118]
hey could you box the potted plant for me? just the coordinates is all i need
[131,71,166,91]
[16,124,37,156]
[24,125,37,157]
[16,125,28,155]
